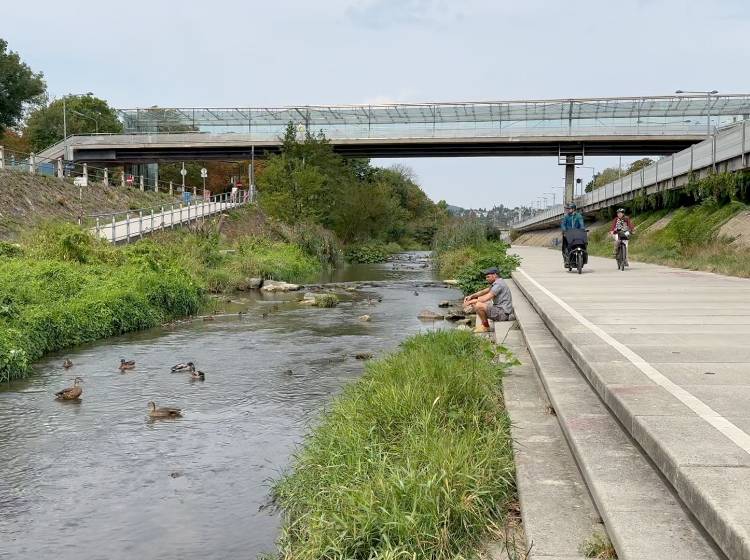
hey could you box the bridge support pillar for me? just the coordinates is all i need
[564,155,575,204]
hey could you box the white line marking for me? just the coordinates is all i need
[516,267,750,455]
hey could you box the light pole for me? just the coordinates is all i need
[675,89,718,136]
[62,92,94,140]
[69,109,99,134]
[544,192,556,206]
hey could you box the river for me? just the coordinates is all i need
[0,252,461,560]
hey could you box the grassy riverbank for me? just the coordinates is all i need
[0,216,325,382]
[433,219,521,294]
[273,330,515,559]
[586,200,750,277]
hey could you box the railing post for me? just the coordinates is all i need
[57,157,63,179]
[154,180,158,193]
[95,217,100,238]
[169,181,173,196]
[125,212,131,243]
[0,146,5,169]
[103,167,109,187]
[160,206,164,231]
[151,208,154,232]
[139,175,144,192]
[29,152,36,174]
[171,204,175,229]
[121,171,125,188]
[111,215,116,243]
[83,162,88,183]
[180,203,184,224]
[139,210,143,239]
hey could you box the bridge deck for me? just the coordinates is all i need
[511,245,750,560]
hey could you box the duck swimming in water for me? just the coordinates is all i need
[119,359,135,371]
[147,401,182,418]
[63,359,73,369]
[55,377,83,400]
[171,361,194,373]
[190,369,206,381]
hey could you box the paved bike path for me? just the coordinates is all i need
[511,246,750,560]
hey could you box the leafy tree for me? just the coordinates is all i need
[625,157,654,174]
[585,158,656,192]
[26,94,123,151]
[0,39,46,134]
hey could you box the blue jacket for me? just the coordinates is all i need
[561,212,584,231]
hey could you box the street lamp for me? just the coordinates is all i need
[62,92,94,140]
[69,109,99,134]
[675,89,718,136]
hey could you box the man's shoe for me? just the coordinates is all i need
[473,325,490,334]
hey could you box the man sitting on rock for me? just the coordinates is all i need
[463,267,514,333]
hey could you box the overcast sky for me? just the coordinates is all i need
[2,0,748,208]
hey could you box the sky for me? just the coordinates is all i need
[2,0,748,208]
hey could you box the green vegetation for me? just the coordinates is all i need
[273,330,515,560]
[312,293,339,308]
[26,93,123,151]
[433,219,521,294]
[588,199,750,277]
[0,215,329,382]
[586,158,654,192]
[344,242,391,263]
[258,124,448,249]
[581,532,617,559]
[0,38,46,134]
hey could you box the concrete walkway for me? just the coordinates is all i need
[90,199,244,243]
[511,246,750,560]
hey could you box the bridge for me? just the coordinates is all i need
[513,118,750,230]
[40,95,750,163]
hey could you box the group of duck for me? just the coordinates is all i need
[54,358,206,418]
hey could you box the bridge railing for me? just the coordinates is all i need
[0,144,199,195]
[88,189,252,243]
[512,120,750,229]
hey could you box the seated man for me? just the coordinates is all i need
[463,267,514,333]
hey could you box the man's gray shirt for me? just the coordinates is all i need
[489,278,513,314]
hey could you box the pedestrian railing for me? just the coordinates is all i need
[88,190,252,243]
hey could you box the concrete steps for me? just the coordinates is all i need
[511,259,750,560]
[508,284,724,560]
[500,324,599,559]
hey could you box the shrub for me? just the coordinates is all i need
[312,293,339,308]
[345,242,390,263]
[0,241,23,258]
[455,241,521,295]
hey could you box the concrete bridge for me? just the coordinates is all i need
[513,119,750,231]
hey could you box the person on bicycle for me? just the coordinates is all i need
[561,203,584,266]
[610,208,634,264]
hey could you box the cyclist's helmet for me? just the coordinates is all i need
[616,208,625,213]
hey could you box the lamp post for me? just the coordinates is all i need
[576,166,595,194]
[544,192,556,207]
[69,109,99,134]
[62,93,94,140]
[675,89,718,136]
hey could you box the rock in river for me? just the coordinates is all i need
[417,309,444,320]
[261,280,301,292]
[438,300,451,308]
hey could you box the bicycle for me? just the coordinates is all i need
[615,229,630,271]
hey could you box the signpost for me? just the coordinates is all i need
[201,167,208,196]
[125,174,134,186]
[180,162,187,193]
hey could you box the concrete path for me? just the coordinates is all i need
[90,199,244,243]
[511,246,750,560]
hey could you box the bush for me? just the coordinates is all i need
[345,242,390,263]
[455,241,521,295]
[312,293,339,308]
[273,331,515,560]
[0,241,23,258]
[432,218,488,254]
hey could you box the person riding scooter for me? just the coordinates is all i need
[561,203,584,266]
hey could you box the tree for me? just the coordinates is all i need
[26,94,123,151]
[625,157,654,174]
[0,39,46,134]
[585,167,622,192]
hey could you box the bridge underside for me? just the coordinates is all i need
[69,136,699,164]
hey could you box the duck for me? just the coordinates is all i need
[62,359,73,369]
[119,359,136,371]
[148,401,182,418]
[55,377,83,400]
[171,361,194,373]
[190,368,206,381]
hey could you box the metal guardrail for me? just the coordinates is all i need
[0,145,199,194]
[90,190,252,243]
[513,120,750,229]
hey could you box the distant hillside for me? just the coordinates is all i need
[445,203,535,227]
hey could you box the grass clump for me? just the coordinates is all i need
[581,532,617,559]
[312,293,339,308]
[273,330,515,560]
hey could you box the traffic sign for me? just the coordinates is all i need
[180,168,187,176]
[125,174,134,185]
[200,168,208,178]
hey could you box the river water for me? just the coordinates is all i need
[0,252,461,560]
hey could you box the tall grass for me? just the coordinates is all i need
[273,330,515,560]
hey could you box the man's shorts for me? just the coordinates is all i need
[486,302,511,322]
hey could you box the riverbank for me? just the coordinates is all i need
[273,329,515,559]
[0,214,326,382]
[513,200,750,278]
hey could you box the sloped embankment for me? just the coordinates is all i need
[0,169,176,239]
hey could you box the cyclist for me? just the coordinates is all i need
[561,203,584,266]
[610,208,634,266]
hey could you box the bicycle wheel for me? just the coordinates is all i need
[576,252,583,274]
